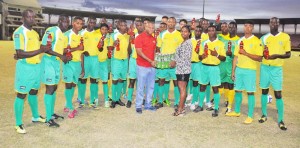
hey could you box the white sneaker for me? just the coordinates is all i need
[195,101,199,106]
[186,94,193,101]
[205,102,212,108]
[104,101,110,108]
[190,104,196,111]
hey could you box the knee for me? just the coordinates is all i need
[193,81,198,87]
[90,78,98,84]
[262,89,269,95]
[212,87,219,93]
[247,92,254,96]
[29,89,38,95]
[17,93,26,99]
[65,83,72,89]
[274,91,282,99]
[200,85,206,92]
[79,78,87,84]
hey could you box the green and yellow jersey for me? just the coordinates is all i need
[80,29,101,56]
[109,32,130,59]
[200,38,226,65]
[157,30,183,54]
[191,37,201,62]
[64,29,83,62]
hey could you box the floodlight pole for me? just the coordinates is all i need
[202,0,205,18]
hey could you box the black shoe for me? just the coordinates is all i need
[193,106,203,113]
[116,100,125,106]
[206,106,214,111]
[224,101,229,107]
[174,105,178,112]
[155,103,163,109]
[108,97,112,101]
[136,108,142,114]
[110,101,116,108]
[210,98,214,105]
[52,113,64,120]
[45,119,60,127]
[278,121,287,131]
[258,115,268,123]
[126,101,132,108]
[212,109,219,117]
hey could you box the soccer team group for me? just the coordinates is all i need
[12,9,290,134]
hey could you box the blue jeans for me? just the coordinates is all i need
[136,65,156,109]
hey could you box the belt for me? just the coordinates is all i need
[202,63,218,66]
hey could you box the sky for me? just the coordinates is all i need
[40,0,300,20]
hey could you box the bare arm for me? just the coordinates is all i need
[231,56,238,81]
[15,45,50,59]
[268,51,291,60]
[239,49,262,62]
[136,47,155,67]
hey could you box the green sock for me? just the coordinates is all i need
[188,80,193,94]
[127,88,134,101]
[90,83,98,104]
[213,93,221,110]
[234,92,242,113]
[205,85,211,103]
[14,97,24,126]
[192,85,199,104]
[28,94,39,118]
[122,80,127,95]
[77,82,86,104]
[112,83,117,101]
[158,85,164,103]
[153,82,158,99]
[276,98,284,123]
[199,91,205,107]
[103,84,108,101]
[261,94,268,116]
[117,82,123,101]
[248,94,255,118]
[51,92,56,115]
[174,86,180,105]
[44,94,53,121]
[65,88,74,110]
[164,82,170,100]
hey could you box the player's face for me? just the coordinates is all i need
[194,27,202,38]
[87,19,96,30]
[244,23,254,34]
[208,27,216,38]
[269,18,280,31]
[167,18,176,30]
[59,17,70,32]
[202,20,209,31]
[100,26,108,35]
[146,23,155,35]
[144,20,149,28]
[161,18,168,23]
[221,23,228,34]
[179,21,187,29]
[119,22,127,33]
[181,27,190,39]
[135,22,144,33]
[23,11,35,27]
[159,24,167,31]
[73,19,83,32]
[228,24,237,35]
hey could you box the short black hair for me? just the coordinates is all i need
[160,22,167,26]
[118,19,126,24]
[229,21,237,28]
[195,25,203,30]
[179,19,188,24]
[143,17,151,22]
[162,16,168,19]
[100,23,108,29]
[88,16,96,21]
[73,16,83,22]
[244,20,254,25]
[208,25,216,29]
[22,9,34,18]
[58,14,69,21]
[169,17,176,22]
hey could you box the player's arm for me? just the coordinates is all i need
[15,46,50,59]
[128,42,132,57]
[80,53,85,78]
[268,51,291,60]
[239,49,262,62]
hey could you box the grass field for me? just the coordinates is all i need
[0,41,300,147]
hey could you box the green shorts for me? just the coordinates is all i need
[111,58,128,80]
[15,60,41,94]
[41,55,61,85]
[128,57,137,79]
[190,62,201,81]
[107,58,111,73]
[62,61,81,84]
[83,56,99,79]
[157,68,176,80]
[199,64,221,86]
[260,64,282,91]
[219,61,233,84]
[97,60,109,82]
[234,67,256,92]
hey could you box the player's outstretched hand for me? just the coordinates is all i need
[40,45,51,53]
[60,55,68,64]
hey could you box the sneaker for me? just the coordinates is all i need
[32,116,46,123]
[63,107,69,113]
[116,100,125,106]
[152,98,157,105]
[212,109,219,117]
[78,102,85,108]
[244,117,253,124]
[126,101,132,108]
[205,102,212,108]
[224,101,229,107]
[195,101,199,106]
[52,113,64,120]
[225,111,241,117]
[104,101,110,108]
[15,124,26,134]
[45,119,60,127]
[193,106,203,113]
[110,101,116,108]
[206,106,214,111]
[145,106,157,111]
[278,121,287,131]
[136,108,142,114]
[258,115,268,123]
[186,94,193,101]
[225,107,232,114]
[174,104,178,110]
[190,104,196,111]
[163,99,171,106]
[89,103,99,110]
[68,110,78,118]
[155,103,163,109]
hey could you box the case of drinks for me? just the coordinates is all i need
[155,53,175,69]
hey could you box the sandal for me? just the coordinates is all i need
[172,110,185,116]
[258,115,267,123]
[278,121,287,131]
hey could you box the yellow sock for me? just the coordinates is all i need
[219,88,224,96]
[228,90,235,109]
[224,89,229,101]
